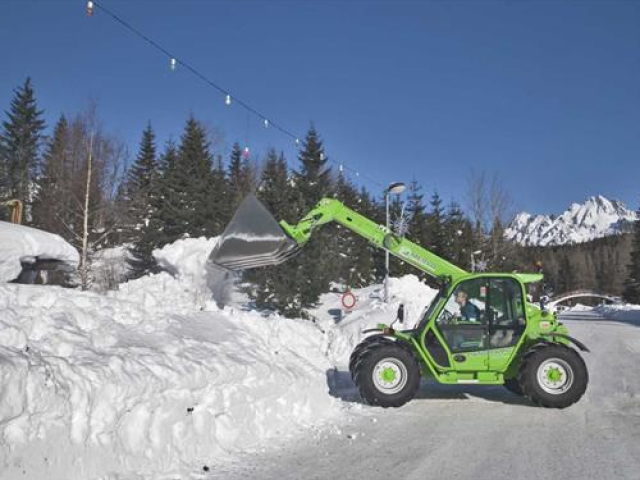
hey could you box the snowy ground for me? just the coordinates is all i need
[1,236,640,479]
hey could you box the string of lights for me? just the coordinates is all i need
[85,0,384,189]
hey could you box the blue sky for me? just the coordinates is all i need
[1,0,639,215]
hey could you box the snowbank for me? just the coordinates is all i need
[91,244,130,292]
[153,237,218,282]
[0,221,79,282]
[567,303,593,312]
[594,303,640,325]
[91,237,218,293]
[0,232,439,479]
[0,289,338,479]
[311,275,438,366]
[0,236,346,479]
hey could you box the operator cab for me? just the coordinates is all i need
[419,276,527,369]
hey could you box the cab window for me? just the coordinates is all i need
[486,278,526,349]
[436,279,487,352]
[435,277,526,353]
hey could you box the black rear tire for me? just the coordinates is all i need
[353,343,420,408]
[349,336,395,380]
[504,378,523,396]
[519,345,588,408]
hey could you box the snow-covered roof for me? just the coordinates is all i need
[0,221,79,282]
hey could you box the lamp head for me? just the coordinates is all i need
[386,182,406,195]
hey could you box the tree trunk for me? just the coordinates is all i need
[79,133,93,290]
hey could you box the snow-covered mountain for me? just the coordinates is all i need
[505,195,638,246]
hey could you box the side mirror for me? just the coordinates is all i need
[397,304,405,324]
[539,295,548,313]
[439,279,450,297]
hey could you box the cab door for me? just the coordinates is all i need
[433,278,489,371]
[485,278,527,370]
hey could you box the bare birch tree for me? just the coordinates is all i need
[48,103,126,289]
[466,169,514,270]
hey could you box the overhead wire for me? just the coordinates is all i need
[89,0,384,188]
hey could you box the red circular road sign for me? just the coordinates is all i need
[341,291,357,310]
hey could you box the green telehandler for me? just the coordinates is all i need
[210,195,589,409]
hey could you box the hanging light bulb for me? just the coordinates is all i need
[264,118,269,128]
[87,1,94,16]
[225,94,231,106]
[170,58,176,71]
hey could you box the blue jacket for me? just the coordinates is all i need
[460,302,482,322]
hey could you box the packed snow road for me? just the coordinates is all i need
[220,315,640,480]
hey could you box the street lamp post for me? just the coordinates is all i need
[384,182,406,303]
[470,250,482,272]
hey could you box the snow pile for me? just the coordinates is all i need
[153,236,218,282]
[0,287,339,479]
[567,303,593,312]
[594,303,640,325]
[91,237,218,295]
[91,244,130,291]
[0,221,79,282]
[0,236,343,480]
[311,275,438,366]
[0,231,441,479]
[505,195,637,246]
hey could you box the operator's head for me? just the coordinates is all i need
[455,290,468,306]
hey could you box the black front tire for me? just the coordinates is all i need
[353,343,420,408]
[519,345,588,408]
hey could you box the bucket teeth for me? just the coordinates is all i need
[209,194,300,271]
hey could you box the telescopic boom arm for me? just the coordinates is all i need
[280,197,467,283]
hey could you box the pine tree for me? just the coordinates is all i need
[248,149,301,313]
[158,117,217,243]
[294,125,332,209]
[444,201,474,270]
[126,124,161,279]
[178,116,216,237]
[252,127,333,316]
[623,201,640,304]
[333,170,373,286]
[123,125,158,239]
[406,178,428,247]
[353,185,383,285]
[227,142,256,209]
[0,77,46,219]
[556,252,576,293]
[32,115,69,234]
[210,153,231,235]
[394,178,429,277]
[154,141,184,246]
[427,191,446,258]
[294,126,334,309]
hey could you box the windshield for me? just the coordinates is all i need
[414,292,443,330]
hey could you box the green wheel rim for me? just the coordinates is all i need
[537,358,574,395]
[372,358,408,394]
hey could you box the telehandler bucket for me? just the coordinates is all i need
[208,194,299,270]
